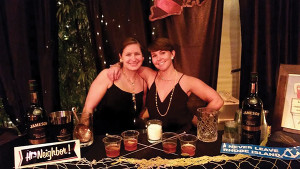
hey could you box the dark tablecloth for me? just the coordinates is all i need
[82,130,223,160]
[79,130,300,169]
[2,129,300,169]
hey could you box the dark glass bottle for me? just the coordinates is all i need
[241,72,263,145]
[26,80,48,144]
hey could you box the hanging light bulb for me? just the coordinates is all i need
[63,34,69,40]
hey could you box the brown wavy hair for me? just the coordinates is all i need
[148,37,174,52]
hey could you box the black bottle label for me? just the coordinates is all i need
[242,110,261,145]
[242,110,261,128]
[28,121,47,143]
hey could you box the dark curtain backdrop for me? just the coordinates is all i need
[87,0,223,86]
[1,0,299,130]
[86,0,224,109]
[0,0,224,129]
[0,0,59,132]
[239,0,300,124]
[85,0,152,71]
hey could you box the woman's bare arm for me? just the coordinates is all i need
[82,69,112,118]
[107,64,157,89]
[186,76,224,110]
[137,66,157,88]
[183,75,224,126]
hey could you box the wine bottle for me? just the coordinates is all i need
[241,72,263,145]
[26,80,47,144]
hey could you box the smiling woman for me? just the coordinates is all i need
[140,38,224,133]
[108,38,224,133]
[81,37,148,135]
[1,0,300,169]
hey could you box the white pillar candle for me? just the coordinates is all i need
[147,124,162,141]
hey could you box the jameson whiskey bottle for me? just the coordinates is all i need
[241,72,263,145]
[26,80,47,144]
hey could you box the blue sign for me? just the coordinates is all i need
[220,143,300,160]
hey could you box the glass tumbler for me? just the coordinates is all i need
[178,134,198,156]
[73,113,94,147]
[121,130,139,151]
[103,135,122,158]
[196,107,219,142]
[162,132,177,154]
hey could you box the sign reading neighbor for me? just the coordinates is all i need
[14,140,81,168]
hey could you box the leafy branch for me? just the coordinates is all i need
[56,0,96,112]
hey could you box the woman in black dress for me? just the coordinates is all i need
[81,37,147,135]
[109,38,223,133]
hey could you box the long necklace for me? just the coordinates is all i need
[122,70,137,112]
[155,70,177,116]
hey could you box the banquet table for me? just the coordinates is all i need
[83,130,223,160]
[2,128,300,169]
[66,130,300,168]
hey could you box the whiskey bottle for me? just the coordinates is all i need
[26,80,47,144]
[241,72,263,145]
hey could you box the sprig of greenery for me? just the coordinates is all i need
[56,0,96,112]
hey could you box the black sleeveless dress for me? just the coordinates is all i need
[93,84,143,135]
[146,74,193,133]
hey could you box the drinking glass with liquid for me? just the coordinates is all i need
[179,134,198,156]
[121,130,139,151]
[102,135,122,158]
[162,132,177,154]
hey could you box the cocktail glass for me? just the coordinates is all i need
[178,134,197,156]
[121,130,139,151]
[102,135,122,158]
[162,132,177,154]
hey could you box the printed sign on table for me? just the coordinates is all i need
[221,143,300,160]
[281,74,300,131]
[14,140,81,168]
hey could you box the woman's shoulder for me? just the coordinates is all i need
[138,66,157,86]
[138,66,157,77]
[177,72,191,82]
[93,69,114,86]
[179,73,201,81]
[99,68,109,74]
[178,73,205,88]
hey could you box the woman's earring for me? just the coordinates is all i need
[120,59,123,63]
[171,57,174,60]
